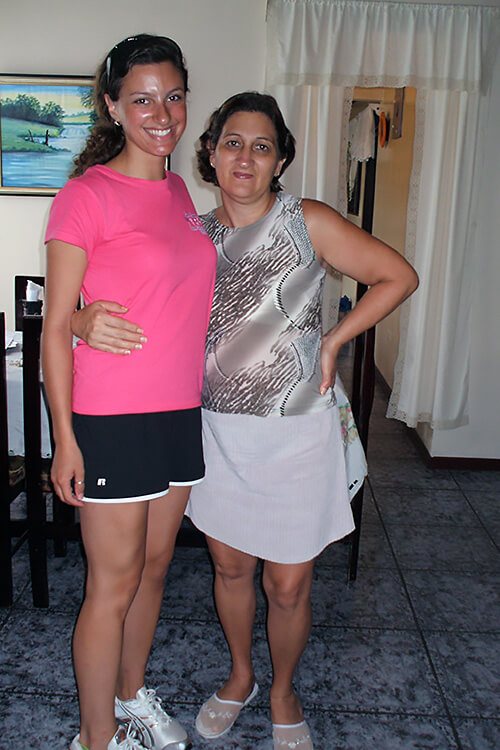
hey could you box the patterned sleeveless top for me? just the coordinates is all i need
[201,192,335,417]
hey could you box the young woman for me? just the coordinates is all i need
[42,35,216,750]
[72,92,418,749]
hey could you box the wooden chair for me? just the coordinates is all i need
[344,131,379,581]
[20,315,79,607]
[21,315,50,606]
[0,312,27,605]
[346,314,375,581]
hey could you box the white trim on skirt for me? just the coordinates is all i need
[83,475,204,503]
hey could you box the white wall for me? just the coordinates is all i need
[0,0,267,327]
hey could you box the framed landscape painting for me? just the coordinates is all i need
[0,74,95,195]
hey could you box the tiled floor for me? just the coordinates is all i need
[1,380,499,749]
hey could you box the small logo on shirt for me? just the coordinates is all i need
[184,213,207,234]
[97,478,107,486]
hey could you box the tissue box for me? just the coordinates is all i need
[20,299,43,316]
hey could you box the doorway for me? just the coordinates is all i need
[345,86,417,390]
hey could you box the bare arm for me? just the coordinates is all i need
[71,301,146,355]
[42,240,88,505]
[302,199,419,394]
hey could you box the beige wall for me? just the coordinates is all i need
[373,87,416,389]
[0,0,267,327]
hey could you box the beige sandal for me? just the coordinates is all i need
[273,719,314,749]
[195,682,259,739]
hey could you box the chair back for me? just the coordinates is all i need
[0,311,13,605]
[1,312,26,605]
[0,313,8,483]
[22,316,44,492]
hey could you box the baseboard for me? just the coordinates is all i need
[374,368,500,471]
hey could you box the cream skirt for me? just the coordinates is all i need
[186,402,363,564]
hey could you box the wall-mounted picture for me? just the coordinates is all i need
[0,74,95,195]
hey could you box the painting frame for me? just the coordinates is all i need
[0,73,95,196]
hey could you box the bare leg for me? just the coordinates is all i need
[75,501,149,750]
[116,486,191,700]
[262,559,315,725]
[207,537,258,700]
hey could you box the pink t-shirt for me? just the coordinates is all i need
[46,164,216,415]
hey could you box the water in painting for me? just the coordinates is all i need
[0,82,95,189]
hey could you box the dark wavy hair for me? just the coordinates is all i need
[197,92,296,193]
[71,34,188,177]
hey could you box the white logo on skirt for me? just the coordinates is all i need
[97,478,107,486]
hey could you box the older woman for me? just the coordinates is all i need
[72,92,418,749]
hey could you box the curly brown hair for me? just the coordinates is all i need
[196,92,295,193]
[71,34,188,178]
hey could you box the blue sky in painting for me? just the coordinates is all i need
[0,84,92,115]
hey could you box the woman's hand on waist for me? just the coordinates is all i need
[71,300,146,355]
[319,330,341,396]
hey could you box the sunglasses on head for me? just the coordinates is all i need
[105,35,182,83]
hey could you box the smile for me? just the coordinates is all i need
[146,127,174,136]
[233,172,253,179]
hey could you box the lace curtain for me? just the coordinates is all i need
[265,0,499,429]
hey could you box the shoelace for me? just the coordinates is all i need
[118,723,146,749]
[141,688,173,727]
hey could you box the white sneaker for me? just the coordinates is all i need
[70,723,148,749]
[115,686,191,750]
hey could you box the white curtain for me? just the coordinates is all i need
[388,89,481,428]
[270,83,353,327]
[265,0,499,429]
[266,0,487,91]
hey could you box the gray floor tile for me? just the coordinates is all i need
[306,711,458,750]
[296,627,443,715]
[459,491,500,547]
[367,415,409,439]
[161,706,459,750]
[483,522,500,548]
[311,565,415,629]
[425,632,500,718]
[451,471,500,493]
[162,547,270,625]
[177,703,271,749]
[15,541,86,614]
[148,622,444,718]
[386,524,500,572]
[404,570,500,632]
[372,488,481,527]
[355,517,397,569]
[460,490,500,531]
[454,717,500,750]
[0,691,79,749]
[317,515,396,571]
[146,619,271,706]
[160,547,217,623]
[0,544,30,625]
[354,482,380,525]
[316,541,351,571]
[369,458,456,490]
[0,610,75,695]
[367,432,422,461]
